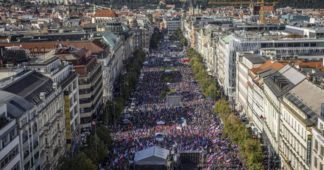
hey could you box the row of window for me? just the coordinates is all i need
[281,141,305,170]
[260,42,318,48]
[314,156,324,170]
[0,146,19,169]
[282,109,307,141]
[281,123,306,160]
[0,128,17,150]
[313,139,324,157]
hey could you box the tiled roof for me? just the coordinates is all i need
[294,60,323,69]
[94,9,118,18]
[250,60,286,74]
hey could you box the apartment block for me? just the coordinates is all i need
[0,103,20,170]
[28,53,80,153]
[55,47,103,132]
[0,70,65,170]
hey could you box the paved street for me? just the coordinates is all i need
[108,40,244,170]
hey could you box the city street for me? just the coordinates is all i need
[108,39,244,170]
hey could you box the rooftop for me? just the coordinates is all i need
[244,54,266,64]
[2,71,54,105]
[250,60,286,74]
[286,79,324,124]
[0,90,33,118]
[265,71,294,97]
[0,70,18,80]
[0,41,104,54]
[264,65,306,97]
[233,30,324,42]
[134,146,169,165]
[94,9,118,18]
[279,65,306,85]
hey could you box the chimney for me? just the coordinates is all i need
[40,92,46,101]
[52,83,57,90]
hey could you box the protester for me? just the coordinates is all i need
[107,44,244,170]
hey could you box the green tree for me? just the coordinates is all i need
[84,134,108,163]
[205,84,218,100]
[59,152,96,170]
[150,27,162,49]
[96,126,112,149]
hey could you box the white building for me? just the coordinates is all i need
[0,103,20,170]
[280,79,324,170]
[235,53,266,118]
[312,103,324,170]
[29,53,80,153]
[100,32,126,101]
[163,17,181,35]
[0,70,65,170]
[263,65,306,153]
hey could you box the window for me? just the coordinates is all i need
[24,149,29,159]
[321,146,324,157]
[33,123,37,134]
[10,128,17,140]
[0,146,19,169]
[23,130,28,143]
[314,156,318,168]
[11,162,19,170]
[321,163,324,170]
[315,140,319,152]
[2,134,9,147]
[24,162,30,170]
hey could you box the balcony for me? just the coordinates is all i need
[0,117,9,129]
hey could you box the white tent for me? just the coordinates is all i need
[156,120,165,125]
[134,146,169,165]
[155,133,165,142]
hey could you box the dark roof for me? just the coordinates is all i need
[1,48,29,64]
[0,90,33,118]
[2,71,54,105]
[244,54,266,64]
[285,92,317,125]
[264,72,295,97]
[61,72,77,89]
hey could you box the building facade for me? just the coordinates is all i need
[0,103,20,170]
[0,70,65,170]
[56,47,103,132]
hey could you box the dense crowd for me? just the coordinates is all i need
[107,50,244,170]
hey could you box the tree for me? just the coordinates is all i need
[214,99,231,115]
[205,84,219,100]
[59,152,96,170]
[96,126,112,149]
[150,27,162,49]
[84,134,108,163]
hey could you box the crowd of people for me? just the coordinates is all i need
[107,48,244,169]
